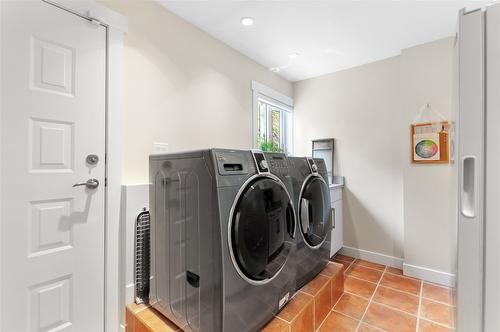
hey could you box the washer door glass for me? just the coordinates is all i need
[231,177,295,282]
[299,176,330,247]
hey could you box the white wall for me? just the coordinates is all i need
[100,0,293,184]
[293,56,405,259]
[293,38,456,278]
[401,38,456,279]
[102,0,456,281]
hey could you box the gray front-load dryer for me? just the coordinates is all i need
[289,157,332,290]
[149,149,296,332]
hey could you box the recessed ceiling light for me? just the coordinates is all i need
[240,17,254,26]
[269,67,280,73]
[288,52,299,59]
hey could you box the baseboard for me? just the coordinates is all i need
[125,282,134,304]
[340,246,404,269]
[403,263,456,287]
[339,246,457,287]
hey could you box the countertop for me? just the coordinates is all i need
[329,176,345,190]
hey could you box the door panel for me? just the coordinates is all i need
[457,9,484,332]
[230,177,293,282]
[1,1,106,331]
[299,176,330,248]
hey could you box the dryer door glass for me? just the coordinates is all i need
[299,176,330,247]
[231,177,294,282]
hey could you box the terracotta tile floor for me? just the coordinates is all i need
[329,254,456,332]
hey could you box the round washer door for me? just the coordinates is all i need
[299,175,330,248]
[229,176,295,284]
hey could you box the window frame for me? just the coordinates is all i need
[252,81,294,154]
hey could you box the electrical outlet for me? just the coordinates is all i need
[153,142,169,154]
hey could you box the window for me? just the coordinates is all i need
[252,81,293,154]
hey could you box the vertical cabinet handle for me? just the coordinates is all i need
[331,208,336,229]
[461,156,476,218]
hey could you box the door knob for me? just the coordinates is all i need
[73,178,99,189]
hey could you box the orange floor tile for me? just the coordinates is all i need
[329,254,457,332]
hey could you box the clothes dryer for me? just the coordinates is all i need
[149,149,297,332]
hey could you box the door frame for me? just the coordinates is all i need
[0,1,127,331]
[484,4,500,331]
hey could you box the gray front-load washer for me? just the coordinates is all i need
[149,149,296,332]
[288,157,332,290]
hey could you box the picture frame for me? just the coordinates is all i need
[411,121,450,164]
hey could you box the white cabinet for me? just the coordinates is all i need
[330,186,343,256]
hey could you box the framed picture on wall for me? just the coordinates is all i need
[411,121,450,164]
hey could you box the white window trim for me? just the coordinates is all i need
[251,81,294,154]
[252,81,294,107]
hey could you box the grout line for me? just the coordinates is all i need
[312,294,316,331]
[354,265,386,332]
[357,321,387,332]
[423,280,455,290]
[347,274,422,298]
[274,315,290,324]
[341,292,420,319]
[336,256,397,274]
[352,262,387,272]
[416,279,423,332]
[340,256,421,281]
[370,300,419,318]
[330,309,388,331]
[331,308,360,322]
[343,290,371,301]
[419,317,456,330]
[346,275,379,285]
[376,284,420,298]
[316,310,354,331]
[315,274,343,331]
[341,291,370,301]
[420,295,456,307]
[331,290,345,309]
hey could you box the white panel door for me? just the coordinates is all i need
[457,8,484,332]
[1,1,106,331]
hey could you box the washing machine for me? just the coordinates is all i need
[288,157,332,290]
[149,149,296,332]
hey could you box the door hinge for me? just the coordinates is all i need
[105,177,108,187]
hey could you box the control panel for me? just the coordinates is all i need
[266,152,290,177]
[307,157,319,174]
[252,151,270,173]
[268,155,287,169]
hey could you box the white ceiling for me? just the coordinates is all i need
[158,0,491,82]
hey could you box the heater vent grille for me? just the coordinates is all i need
[135,209,150,304]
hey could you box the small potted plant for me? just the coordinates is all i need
[257,136,284,153]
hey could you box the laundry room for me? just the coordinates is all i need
[0,1,499,332]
